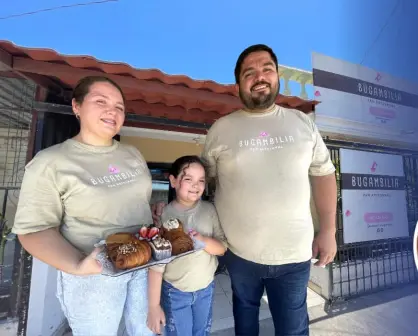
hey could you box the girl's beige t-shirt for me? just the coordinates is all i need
[152,201,227,292]
[12,139,153,255]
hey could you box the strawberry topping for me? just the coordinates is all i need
[139,226,148,239]
[147,227,159,239]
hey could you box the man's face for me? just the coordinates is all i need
[238,51,279,111]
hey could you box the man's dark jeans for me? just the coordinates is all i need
[224,249,311,336]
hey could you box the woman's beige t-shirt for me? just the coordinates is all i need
[152,201,227,292]
[12,139,153,255]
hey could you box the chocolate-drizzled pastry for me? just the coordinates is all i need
[149,236,172,260]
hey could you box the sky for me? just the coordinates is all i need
[0,0,417,97]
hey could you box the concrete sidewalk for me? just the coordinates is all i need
[212,283,418,336]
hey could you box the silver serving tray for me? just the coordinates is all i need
[95,237,206,277]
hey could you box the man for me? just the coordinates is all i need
[153,44,337,336]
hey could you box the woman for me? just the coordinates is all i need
[12,76,154,336]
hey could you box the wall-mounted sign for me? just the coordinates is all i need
[311,53,418,146]
[340,148,409,243]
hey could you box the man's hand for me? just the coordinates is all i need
[151,202,167,227]
[312,230,336,267]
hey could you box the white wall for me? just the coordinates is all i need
[26,259,66,336]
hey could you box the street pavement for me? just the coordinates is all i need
[212,283,418,336]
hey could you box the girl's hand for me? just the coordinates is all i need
[189,229,205,242]
[147,305,166,335]
[190,230,226,256]
[74,247,103,276]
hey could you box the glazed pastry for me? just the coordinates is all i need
[162,218,184,232]
[106,232,134,245]
[170,234,194,256]
[161,218,194,256]
[149,236,172,260]
[161,230,184,244]
[106,233,152,270]
[106,232,135,256]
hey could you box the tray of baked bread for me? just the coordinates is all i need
[95,218,205,277]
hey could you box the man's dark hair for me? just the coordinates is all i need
[234,44,279,84]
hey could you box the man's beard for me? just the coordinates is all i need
[239,82,279,111]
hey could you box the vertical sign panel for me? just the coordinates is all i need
[340,148,409,243]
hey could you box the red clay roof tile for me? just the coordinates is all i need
[0,40,318,124]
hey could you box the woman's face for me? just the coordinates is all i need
[72,81,125,143]
[170,163,206,205]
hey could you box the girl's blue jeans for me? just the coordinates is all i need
[161,280,215,336]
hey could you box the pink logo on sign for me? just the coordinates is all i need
[345,210,351,217]
[108,165,120,174]
[259,131,269,137]
[370,162,377,173]
[375,73,382,82]
[314,90,321,97]
[364,212,393,224]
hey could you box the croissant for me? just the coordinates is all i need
[106,232,135,245]
[107,239,152,270]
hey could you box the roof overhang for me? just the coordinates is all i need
[0,40,319,131]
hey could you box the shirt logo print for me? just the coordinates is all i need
[91,164,142,188]
[108,165,120,174]
[239,131,295,152]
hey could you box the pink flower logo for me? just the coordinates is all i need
[108,165,120,174]
[345,210,351,217]
[259,131,269,137]
[375,73,382,82]
[314,90,321,97]
[370,162,377,173]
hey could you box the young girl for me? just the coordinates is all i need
[147,155,227,336]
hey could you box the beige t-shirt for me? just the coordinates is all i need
[12,139,153,255]
[202,105,335,266]
[152,200,227,292]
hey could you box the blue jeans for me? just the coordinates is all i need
[161,280,214,336]
[224,250,311,336]
[56,269,153,336]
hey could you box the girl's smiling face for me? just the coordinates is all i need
[170,162,206,206]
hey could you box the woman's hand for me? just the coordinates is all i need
[18,229,103,275]
[74,247,103,276]
[147,305,166,335]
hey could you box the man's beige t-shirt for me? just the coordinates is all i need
[12,139,153,255]
[151,201,227,292]
[202,105,335,266]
